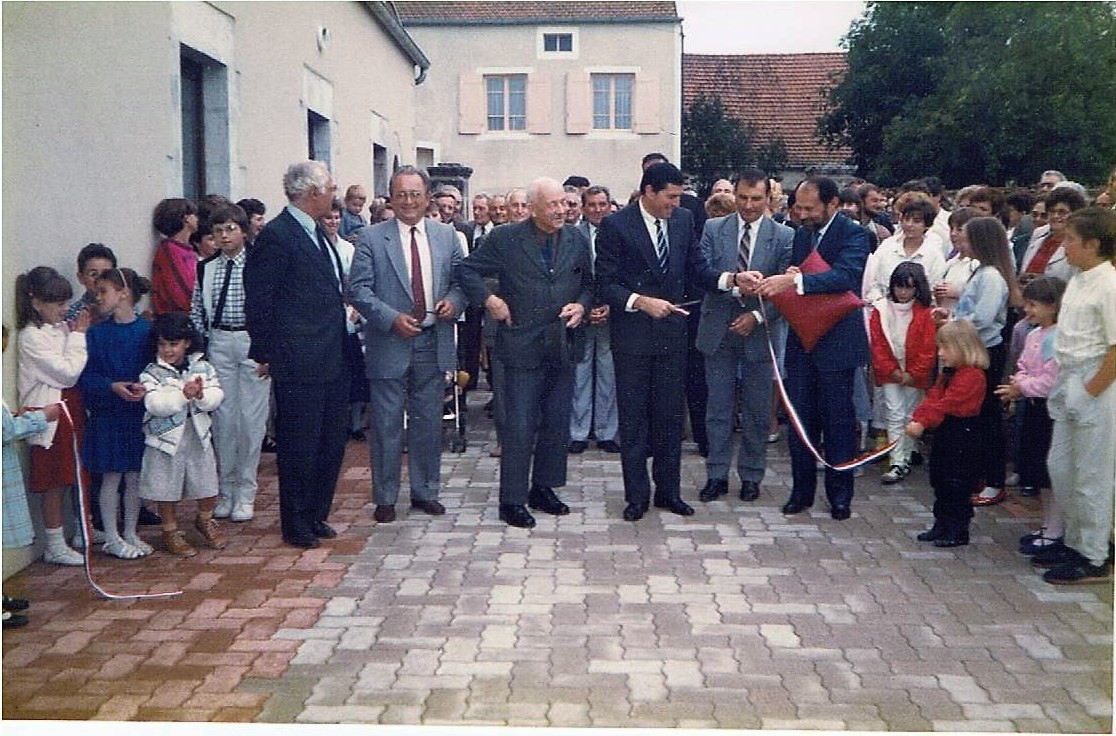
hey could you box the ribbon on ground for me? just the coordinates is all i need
[58,399,182,600]
[757,294,897,471]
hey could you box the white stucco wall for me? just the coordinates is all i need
[408,20,682,206]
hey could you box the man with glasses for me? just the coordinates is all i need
[350,167,466,525]
[245,160,348,549]
[1038,170,1066,191]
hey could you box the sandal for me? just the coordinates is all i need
[102,537,146,560]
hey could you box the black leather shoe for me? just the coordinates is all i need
[782,500,811,515]
[597,439,621,453]
[499,504,536,528]
[528,486,570,515]
[916,522,947,542]
[698,479,728,502]
[740,480,760,502]
[284,534,320,549]
[373,505,396,523]
[568,440,589,454]
[623,503,647,521]
[3,596,29,612]
[654,499,695,516]
[410,499,446,516]
[934,529,969,547]
[312,521,337,539]
[830,505,851,521]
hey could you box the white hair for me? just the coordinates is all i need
[1052,180,1088,198]
[283,161,331,200]
[525,178,562,205]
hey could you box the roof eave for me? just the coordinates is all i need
[365,2,431,83]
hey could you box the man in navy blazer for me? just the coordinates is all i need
[349,167,466,524]
[595,163,708,522]
[457,177,594,529]
[245,160,348,548]
[693,169,794,505]
[758,176,870,520]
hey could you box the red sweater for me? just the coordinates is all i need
[869,303,937,389]
[911,365,985,429]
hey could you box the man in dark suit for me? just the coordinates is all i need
[595,163,708,521]
[349,166,466,524]
[245,160,348,548]
[758,176,871,520]
[457,177,594,529]
[693,168,794,505]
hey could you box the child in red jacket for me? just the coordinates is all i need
[869,262,937,484]
[906,320,988,547]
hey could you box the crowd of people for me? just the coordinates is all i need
[4,156,1116,628]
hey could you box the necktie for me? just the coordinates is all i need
[655,219,669,272]
[811,229,822,249]
[541,234,554,272]
[410,226,427,321]
[212,258,234,328]
[738,221,752,271]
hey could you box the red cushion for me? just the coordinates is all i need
[767,249,863,351]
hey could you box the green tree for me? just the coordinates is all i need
[682,94,788,197]
[821,2,1116,187]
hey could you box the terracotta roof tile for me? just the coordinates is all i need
[395,1,679,24]
[683,53,851,168]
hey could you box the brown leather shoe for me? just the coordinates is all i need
[194,517,227,549]
[373,505,396,523]
[163,529,197,557]
[410,499,446,515]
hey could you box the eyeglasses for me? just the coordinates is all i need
[393,191,426,201]
[212,223,241,234]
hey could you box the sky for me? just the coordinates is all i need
[676,0,867,54]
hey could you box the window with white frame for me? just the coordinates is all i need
[592,73,634,130]
[543,32,573,52]
[485,74,527,131]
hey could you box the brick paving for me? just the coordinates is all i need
[3,390,1112,729]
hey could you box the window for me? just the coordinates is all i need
[179,45,229,200]
[592,74,634,130]
[307,110,331,165]
[543,33,572,52]
[485,75,527,131]
[373,143,389,198]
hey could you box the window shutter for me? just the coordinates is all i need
[459,72,484,134]
[566,71,591,134]
[527,73,551,134]
[633,73,660,135]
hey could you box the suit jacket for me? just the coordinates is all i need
[787,213,871,370]
[595,202,705,356]
[694,214,794,359]
[457,219,593,370]
[244,208,347,383]
[348,219,466,379]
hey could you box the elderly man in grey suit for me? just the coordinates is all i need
[349,166,466,523]
[695,168,794,504]
[458,177,594,528]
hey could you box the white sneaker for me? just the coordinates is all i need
[230,501,254,522]
[881,465,910,485]
[1005,472,1020,487]
[213,495,234,519]
[44,546,84,566]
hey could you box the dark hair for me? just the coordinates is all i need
[888,261,932,307]
[208,203,250,234]
[858,183,882,199]
[389,165,431,195]
[1004,190,1034,215]
[899,198,936,228]
[563,175,591,188]
[922,177,944,197]
[641,152,669,169]
[329,197,343,213]
[152,198,198,238]
[582,185,611,204]
[838,187,863,205]
[236,198,266,218]
[964,217,1022,306]
[1066,206,1116,259]
[639,162,684,194]
[901,179,930,195]
[148,312,204,361]
[76,243,117,273]
[948,206,979,230]
[96,267,151,302]
[1046,186,1088,213]
[732,166,769,193]
[799,175,839,205]
[15,266,73,328]
[1022,275,1066,308]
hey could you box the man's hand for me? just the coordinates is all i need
[255,362,270,379]
[485,295,512,325]
[391,313,423,338]
[733,270,764,296]
[931,307,951,326]
[434,299,457,321]
[757,272,796,298]
[559,303,586,329]
[112,381,146,402]
[905,421,925,438]
[633,295,685,319]
[588,304,610,326]
[728,311,758,337]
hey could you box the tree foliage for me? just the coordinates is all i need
[819,1,1116,187]
[682,94,788,198]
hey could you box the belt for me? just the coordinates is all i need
[214,325,247,332]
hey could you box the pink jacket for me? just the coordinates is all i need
[1013,325,1058,398]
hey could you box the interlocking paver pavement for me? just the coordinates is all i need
[3,389,1111,729]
